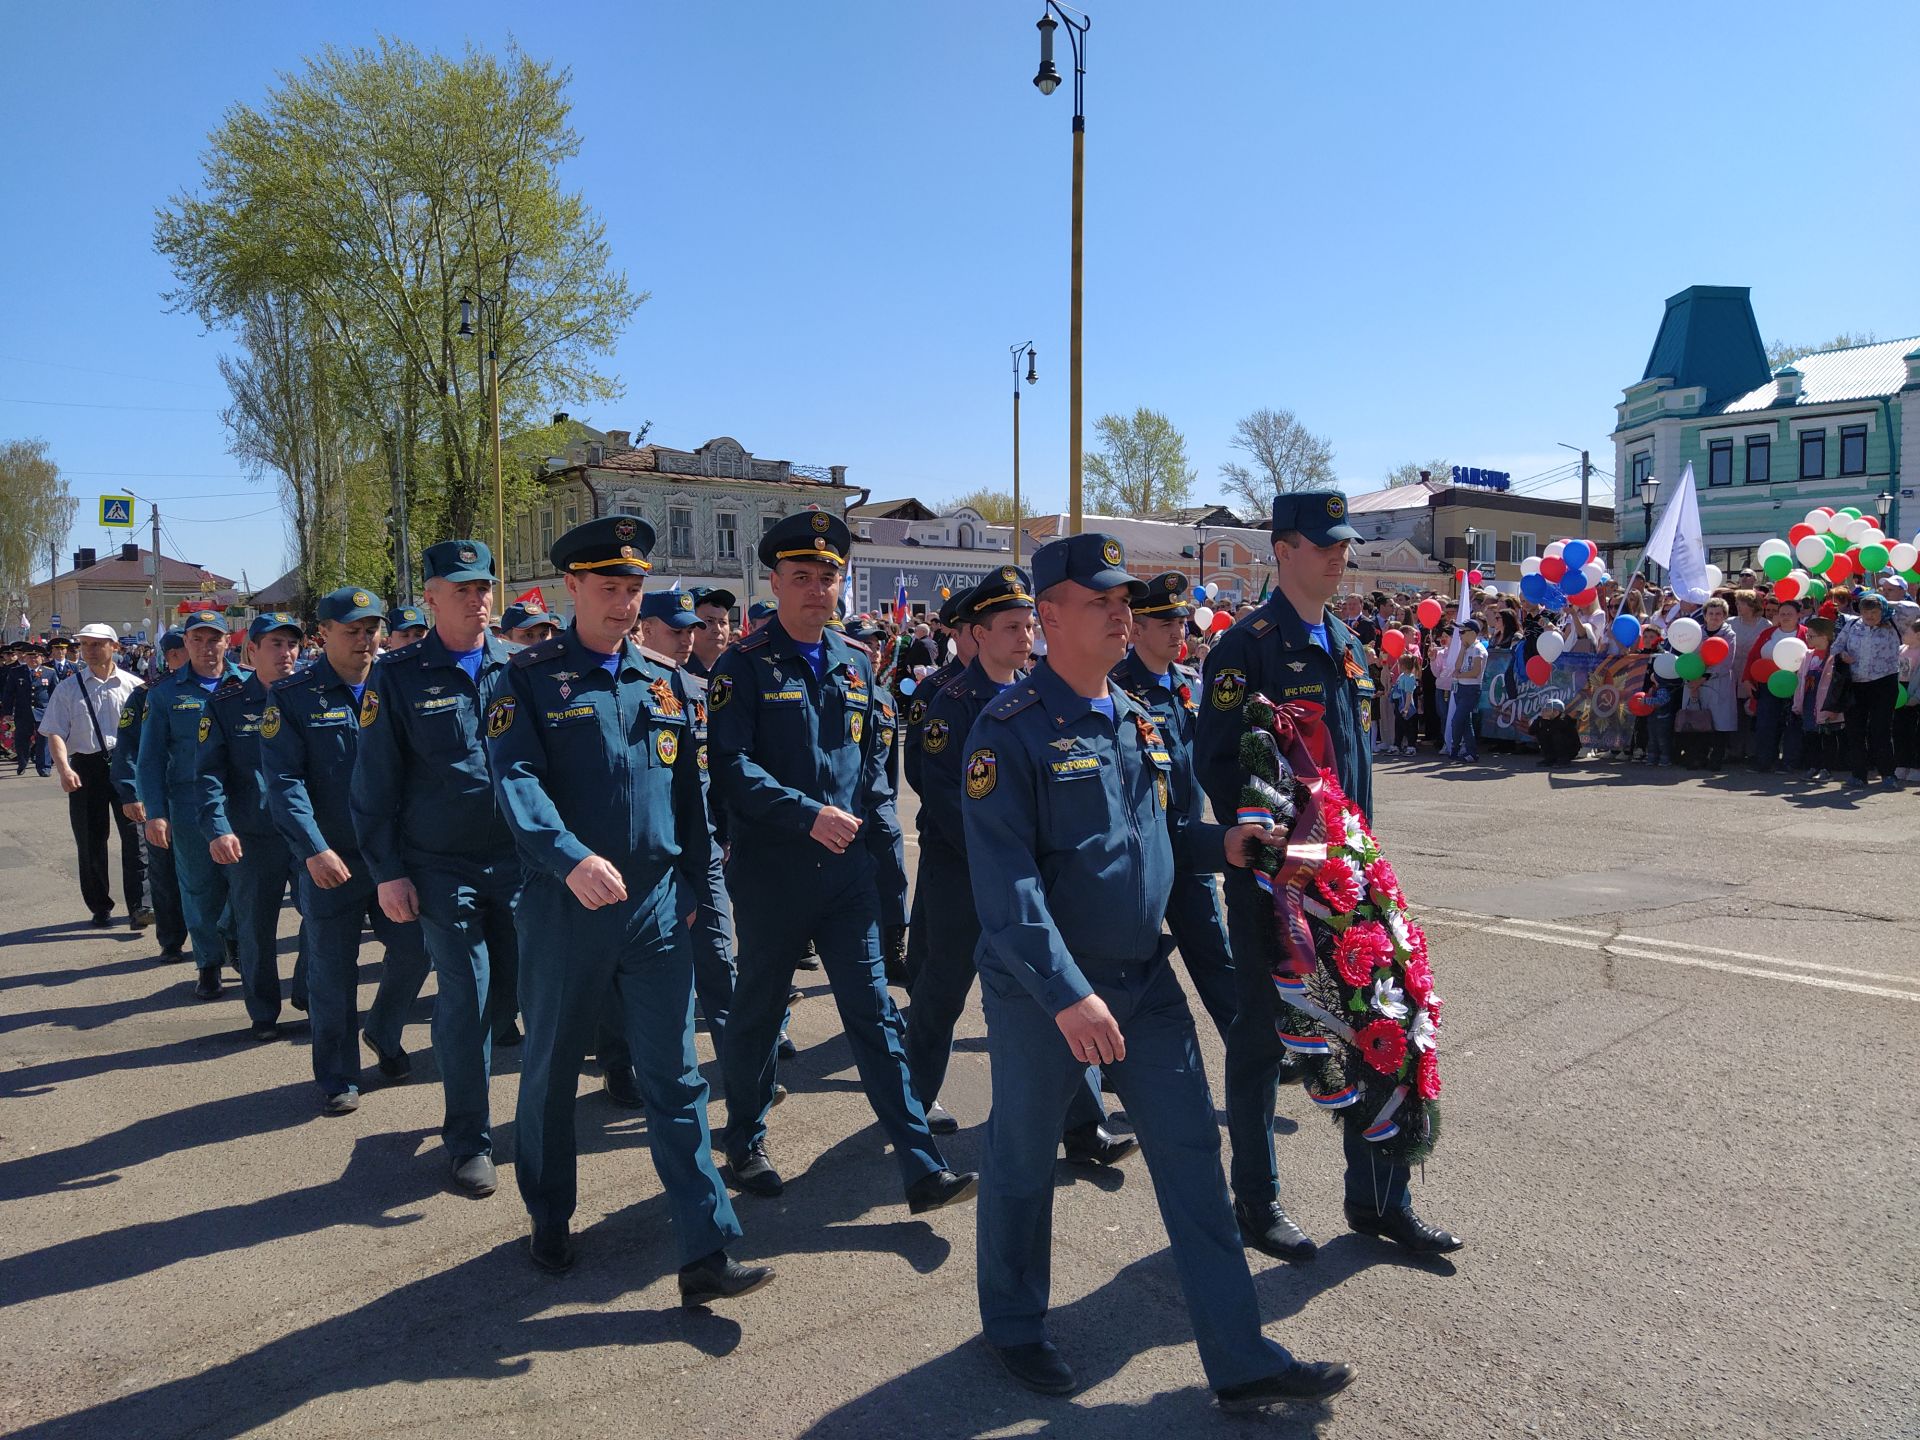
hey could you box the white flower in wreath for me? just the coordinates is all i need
[1386,911,1413,952]
[1371,975,1409,1020]
[1408,1006,1439,1053]
[1344,814,1368,849]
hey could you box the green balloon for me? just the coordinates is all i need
[1861,543,1890,571]
[1762,553,1793,581]
[1768,669,1799,699]
[1826,531,1848,551]
[1675,652,1707,681]
[1806,579,1829,602]
[1838,507,1862,520]
[1899,684,1910,710]
[1806,547,1832,574]
[1903,568,1920,584]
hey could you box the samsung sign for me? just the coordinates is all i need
[1451,466,1512,492]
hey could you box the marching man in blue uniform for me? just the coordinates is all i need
[137,610,243,1000]
[351,540,521,1197]
[1194,490,1463,1260]
[115,630,191,962]
[262,587,431,1117]
[384,606,429,650]
[487,516,769,1303]
[197,611,308,1038]
[707,509,975,1214]
[963,532,1354,1410]
[1112,572,1238,1041]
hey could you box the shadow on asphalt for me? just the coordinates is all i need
[0,952,169,995]
[0,919,113,949]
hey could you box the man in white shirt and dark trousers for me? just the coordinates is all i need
[42,623,150,929]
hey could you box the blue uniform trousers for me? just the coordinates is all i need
[144,829,189,953]
[413,856,518,1160]
[1163,867,1237,1042]
[299,854,430,1097]
[1220,870,1410,1216]
[167,811,233,969]
[904,840,1104,1129]
[513,870,740,1265]
[900,877,928,990]
[721,846,942,1184]
[226,827,300,1025]
[976,949,1294,1389]
[594,855,735,1074]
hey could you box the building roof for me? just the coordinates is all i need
[1024,511,1270,554]
[1140,503,1252,527]
[43,548,233,588]
[250,567,303,607]
[1716,335,1920,414]
[1346,481,1439,514]
[848,498,938,520]
[1641,285,1772,408]
[555,436,851,490]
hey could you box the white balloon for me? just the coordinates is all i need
[1582,561,1605,587]
[1847,519,1875,545]
[1703,564,1724,592]
[1536,631,1567,662]
[1804,509,1830,534]
[1544,540,1567,560]
[1191,606,1215,630]
[1890,542,1919,572]
[1794,534,1830,568]
[1520,556,1542,577]
[1756,538,1791,564]
[1667,617,1703,654]
[1771,636,1809,673]
[1653,652,1681,679]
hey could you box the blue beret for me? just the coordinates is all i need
[422,538,495,584]
[1031,532,1146,598]
[1270,489,1361,544]
[553,515,655,578]
[640,590,704,628]
[315,586,385,625]
[759,509,851,570]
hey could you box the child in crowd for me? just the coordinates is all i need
[1392,655,1420,755]
[1644,627,1683,768]
[1796,618,1843,781]
[1895,618,1920,782]
[1532,697,1581,768]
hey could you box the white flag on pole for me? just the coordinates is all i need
[1644,461,1714,604]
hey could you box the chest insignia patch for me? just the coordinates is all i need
[1048,736,1083,752]
[118,706,136,730]
[656,728,679,765]
[485,696,516,738]
[1287,661,1307,672]
[1211,668,1247,710]
[1155,772,1169,809]
[1048,754,1101,779]
[907,698,927,727]
[261,706,281,741]
[197,714,211,745]
[709,674,732,709]
[965,748,997,800]
[923,717,949,753]
[849,711,864,744]
[359,689,380,727]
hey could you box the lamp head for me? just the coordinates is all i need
[1024,345,1038,385]
[1033,13,1061,94]
[1874,491,1892,518]
[457,297,473,336]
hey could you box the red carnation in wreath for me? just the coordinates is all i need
[1355,1017,1408,1075]
[1314,855,1364,913]
[1415,1048,1442,1100]
[1364,858,1403,909]
[1332,921,1393,987]
[1402,921,1429,967]
[1401,951,1435,1006]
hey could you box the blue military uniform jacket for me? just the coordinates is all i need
[350,630,517,883]
[918,658,1021,859]
[962,660,1227,1016]
[486,626,713,899]
[196,672,279,838]
[1193,591,1375,825]
[707,618,897,852]
[111,681,152,805]
[901,657,963,799]
[1111,649,1205,834]
[136,662,244,823]
[261,655,375,860]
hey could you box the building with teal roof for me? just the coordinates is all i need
[1612,285,1918,575]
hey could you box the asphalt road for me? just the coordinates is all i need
[2,754,1917,1439]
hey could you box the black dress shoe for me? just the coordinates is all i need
[925,1100,960,1135]
[492,1019,523,1048]
[90,911,114,929]
[1345,1203,1464,1255]
[678,1252,775,1306]
[906,1167,978,1214]
[159,946,186,963]
[991,1340,1074,1395]
[728,1143,784,1197]
[361,1030,412,1082]
[1235,1199,1318,1262]
[129,908,155,932]
[1062,1122,1138,1168]
[249,1020,281,1042]
[451,1153,498,1197]
[193,966,222,999]
[528,1223,575,1274]
[795,944,822,971]
[1273,1052,1309,1086]
[603,1065,644,1109]
[776,1034,797,1061]
[1216,1360,1356,1411]
[770,1082,788,1108]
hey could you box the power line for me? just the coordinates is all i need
[0,353,223,393]
[168,504,283,524]
[0,395,220,414]
[65,470,249,482]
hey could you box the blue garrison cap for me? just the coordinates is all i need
[1130,571,1195,618]
[386,606,427,633]
[247,611,303,641]
[315,586,386,625]
[159,627,186,652]
[421,539,496,585]
[1031,533,1146,598]
[641,589,704,629]
[747,600,778,622]
[500,601,557,634]
[689,586,736,611]
[961,566,1035,622]
[759,509,851,570]
[551,515,654,578]
[1271,489,1361,544]
[181,609,230,634]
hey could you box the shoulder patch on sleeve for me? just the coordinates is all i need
[196,713,212,744]
[1210,667,1249,710]
[964,748,998,799]
[485,696,517,737]
[708,672,734,710]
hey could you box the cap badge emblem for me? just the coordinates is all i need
[614,518,637,541]
[457,545,477,563]
[1326,496,1345,519]
[352,591,372,608]
[1001,567,1018,583]
[1168,574,1185,593]
[1101,539,1122,568]
[620,545,636,560]
[811,512,831,533]
[679,593,693,610]
[814,537,827,551]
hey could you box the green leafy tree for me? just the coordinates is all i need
[0,438,76,603]
[943,487,1024,526]
[1085,408,1195,516]
[154,37,641,584]
[1386,459,1452,489]
[1218,407,1335,513]
[1766,332,1878,368]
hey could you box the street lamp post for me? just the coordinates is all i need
[1641,475,1661,584]
[1010,342,1036,563]
[458,291,508,617]
[1031,3,1089,535]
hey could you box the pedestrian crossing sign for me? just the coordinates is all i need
[99,495,135,528]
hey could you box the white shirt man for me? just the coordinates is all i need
[41,623,149,928]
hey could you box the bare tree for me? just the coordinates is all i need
[1767,332,1878,368]
[1386,459,1452,489]
[1086,408,1196,516]
[1219,407,1335,513]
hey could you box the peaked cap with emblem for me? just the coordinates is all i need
[963,566,1035,621]
[247,610,304,641]
[181,608,231,634]
[1031,532,1146,599]
[690,585,737,612]
[422,538,496,584]
[385,605,428,633]
[758,508,851,570]
[159,627,186,652]
[1130,570,1196,618]
[1271,489,1361,544]
[747,600,778,622]
[552,515,656,577]
[316,586,386,625]
[936,585,976,627]
[640,589,705,629]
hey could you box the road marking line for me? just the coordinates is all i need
[1425,905,1920,987]
[1425,915,1920,1004]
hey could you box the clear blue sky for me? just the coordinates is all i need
[4,0,1917,588]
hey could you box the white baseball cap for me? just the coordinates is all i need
[72,623,119,643]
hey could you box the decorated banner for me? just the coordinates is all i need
[1477,646,1647,750]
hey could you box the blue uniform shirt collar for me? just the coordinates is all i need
[1258,589,1354,654]
[765,615,853,674]
[1113,647,1172,695]
[414,627,512,672]
[559,622,646,679]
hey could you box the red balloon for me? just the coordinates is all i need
[1380,629,1407,658]
[1751,655,1778,683]
[1210,611,1233,633]
[1539,556,1567,583]
[1568,588,1598,607]
[1416,598,1443,628]
[1788,524,1814,545]
[1699,636,1731,666]
[1828,553,1855,583]
[1862,515,1881,531]
[1627,691,1655,717]
[1525,655,1553,685]
[1468,569,1484,586]
[1773,576,1801,602]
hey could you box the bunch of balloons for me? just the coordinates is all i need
[1188,581,1236,635]
[1758,506,1920,604]
[1645,615,1733,684]
[1517,538,1614,611]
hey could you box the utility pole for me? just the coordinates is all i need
[1580,449,1591,538]
[151,502,162,639]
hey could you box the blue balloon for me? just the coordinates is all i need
[1521,573,1552,605]
[1612,614,1641,648]
[1562,540,1592,571]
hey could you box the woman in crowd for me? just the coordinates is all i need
[1676,597,1737,770]
[1830,592,1903,787]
